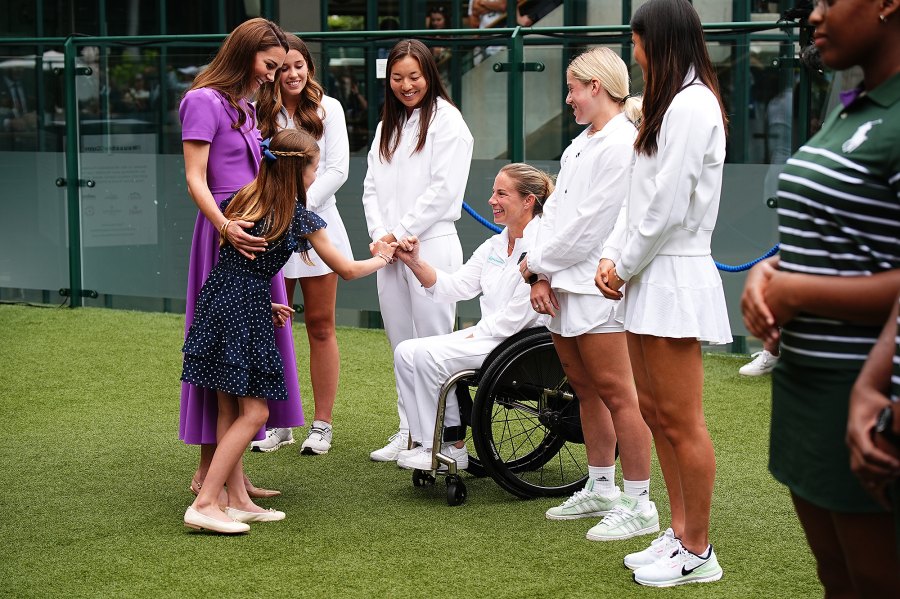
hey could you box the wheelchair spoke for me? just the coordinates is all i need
[491,403,542,460]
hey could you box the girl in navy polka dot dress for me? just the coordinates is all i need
[183,129,396,534]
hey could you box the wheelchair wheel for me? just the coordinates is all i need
[471,329,588,499]
[446,474,467,506]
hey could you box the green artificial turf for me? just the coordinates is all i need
[0,304,819,598]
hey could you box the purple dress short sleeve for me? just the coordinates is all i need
[177,88,303,445]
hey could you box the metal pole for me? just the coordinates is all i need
[508,27,524,161]
[63,37,83,308]
[366,0,379,142]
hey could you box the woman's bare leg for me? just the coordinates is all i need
[635,334,715,554]
[299,273,340,424]
[551,334,616,466]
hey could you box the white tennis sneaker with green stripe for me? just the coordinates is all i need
[585,494,660,541]
[633,541,723,587]
[545,478,621,520]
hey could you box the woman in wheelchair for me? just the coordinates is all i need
[390,163,553,472]
[519,47,656,543]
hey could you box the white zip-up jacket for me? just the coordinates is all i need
[528,112,636,294]
[362,97,474,242]
[278,95,349,213]
[602,70,726,280]
[428,217,548,339]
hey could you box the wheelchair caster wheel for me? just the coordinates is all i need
[412,469,435,487]
[446,475,467,506]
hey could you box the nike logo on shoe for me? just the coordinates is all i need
[681,564,700,576]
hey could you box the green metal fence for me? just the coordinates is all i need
[0,21,826,346]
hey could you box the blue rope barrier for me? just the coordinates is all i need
[714,244,780,272]
[463,202,501,234]
[462,202,779,273]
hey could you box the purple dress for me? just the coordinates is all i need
[178,88,303,444]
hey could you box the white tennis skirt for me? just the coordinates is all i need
[622,254,732,345]
[283,203,354,278]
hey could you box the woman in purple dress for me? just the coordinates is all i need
[178,18,294,498]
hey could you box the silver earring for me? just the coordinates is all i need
[880,13,887,23]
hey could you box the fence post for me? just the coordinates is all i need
[63,36,83,307]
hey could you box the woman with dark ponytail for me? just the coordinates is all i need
[596,0,731,587]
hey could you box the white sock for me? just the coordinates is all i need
[587,465,617,496]
[623,478,651,511]
[311,420,331,431]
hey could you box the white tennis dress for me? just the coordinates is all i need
[280,94,354,278]
[601,71,731,344]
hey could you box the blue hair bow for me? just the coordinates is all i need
[260,138,277,163]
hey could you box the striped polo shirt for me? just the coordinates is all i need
[893,297,900,404]
[776,72,900,369]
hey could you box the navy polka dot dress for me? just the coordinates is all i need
[181,197,326,401]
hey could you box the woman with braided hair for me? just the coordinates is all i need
[182,129,396,534]
[179,18,292,500]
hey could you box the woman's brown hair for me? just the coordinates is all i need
[379,39,454,163]
[223,129,320,260]
[631,0,728,156]
[257,33,326,140]
[498,163,555,217]
[188,18,288,131]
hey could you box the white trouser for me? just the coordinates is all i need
[377,233,463,432]
[394,329,504,448]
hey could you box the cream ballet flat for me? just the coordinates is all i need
[224,507,286,523]
[184,506,250,534]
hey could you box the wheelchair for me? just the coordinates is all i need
[411,326,589,506]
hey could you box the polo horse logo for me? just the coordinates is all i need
[842,119,883,153]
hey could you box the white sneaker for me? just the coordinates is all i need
[300,421,333,455]
[738,350,779,376]
[624,527,679,570]
[633,541,723,587]
[398,443,469,471]
[250,428,295,453]
[396,445,430,470]
[545,478,621,520]
[586,495,659,541]
[369,431,409,462]
[396,444,424,465]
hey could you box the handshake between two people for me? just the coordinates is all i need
[368,234,422,266]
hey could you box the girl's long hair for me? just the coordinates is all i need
[631,0,727,156]
[188,18,288,131]
[498,163,554,217]
[379,39,454,163]
[568,46,643,126]
[257,33,326,140]
[223,129,320,251]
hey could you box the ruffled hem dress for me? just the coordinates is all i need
[622,254,732,345]
[182,198,327,402]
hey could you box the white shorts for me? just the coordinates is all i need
[547,291,624,337]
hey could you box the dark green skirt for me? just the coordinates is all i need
[769,357,887,513]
